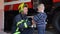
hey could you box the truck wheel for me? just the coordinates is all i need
[52,12,60,32]
[53,12,60,32]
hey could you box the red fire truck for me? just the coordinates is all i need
[4,0,60,32]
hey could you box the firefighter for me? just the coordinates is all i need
[11,3,34,34]
[33,4,47,34]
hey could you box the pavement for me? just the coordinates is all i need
[0,32,7,34]
[33,30,56,34]
[0,27,58,34]
[0,30,56,34]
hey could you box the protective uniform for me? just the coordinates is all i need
[33,12,47,34]
[11,3,34,34]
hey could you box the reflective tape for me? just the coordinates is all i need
[14,19,28,34]
[17,20,24,26]
[14,31,20,34]
[16,28,19,31]
[24,19,28,28]
[14,27,20,34]
[24,23,28,28]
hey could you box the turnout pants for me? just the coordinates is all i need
[21,28,34,34]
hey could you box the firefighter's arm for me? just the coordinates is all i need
[30,16,35,24]
[31,16,36,28]
[31,20,36,28]
[27,16,36,28]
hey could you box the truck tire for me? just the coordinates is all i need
[52,12,60,32]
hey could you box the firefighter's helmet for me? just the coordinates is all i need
[18,3,28,13]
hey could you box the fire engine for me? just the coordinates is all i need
[4,0,60,32]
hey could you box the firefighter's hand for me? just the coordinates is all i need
[31,25,34,28]
[33,24,36,28]
[31,24,36,28]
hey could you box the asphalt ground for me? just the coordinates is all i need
[0,29,58,34]
[0,30,57,34]
[0,26,59,34]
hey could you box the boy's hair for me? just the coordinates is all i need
[37,3,45,8]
